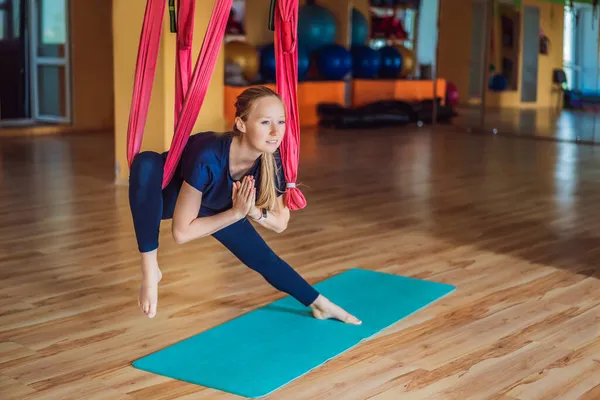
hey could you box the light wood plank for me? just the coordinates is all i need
[579,383,600,400]
[20,379,135,400]
[373,342,572,399]
[0,374,37,400]
[506,356,600,400]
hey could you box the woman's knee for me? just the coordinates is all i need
[130,151,164,187]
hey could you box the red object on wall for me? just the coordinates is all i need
[371,16,407,39]
[446,82,459,106]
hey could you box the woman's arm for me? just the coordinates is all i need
[248,194,290,233]
[172,177,255,244]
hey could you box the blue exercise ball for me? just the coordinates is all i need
[297,46,310,81]
[259,43,310,82]
[351,45,381,79]
[298,4,336,53]
[379,46,403,78]
[351,8,368,46]
[489,74,507,91]
[317,44,352,80]
[259,44,276,81]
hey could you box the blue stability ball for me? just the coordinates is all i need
[489,74,507,91]
[259,43,310,82]
[379,46,403,78]
[298,4,337,53]
[351,8,368,46]
[351,45,381,79]
[259,44,277,81]
[297,45,310,81]
[317,44,352,80]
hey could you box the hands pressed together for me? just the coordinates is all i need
[231,175,261,220]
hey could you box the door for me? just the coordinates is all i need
[521,5,539,103]
[0,0,30,123]
[29,0,71,123]
[468,0,485,99]
[575,6,599,93]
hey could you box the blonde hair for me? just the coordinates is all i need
[232,86,284,211]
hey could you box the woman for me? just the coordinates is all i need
[130,86,361,324]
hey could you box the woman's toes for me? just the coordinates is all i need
[148,303,157,318]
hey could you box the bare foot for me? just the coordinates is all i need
[138,264,162,318]
[310,295,362,325]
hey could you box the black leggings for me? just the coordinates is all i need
[128,151,320,307]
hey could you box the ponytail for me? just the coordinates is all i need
[257,152,280,211]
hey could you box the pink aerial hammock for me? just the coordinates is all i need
[126,0,306,210]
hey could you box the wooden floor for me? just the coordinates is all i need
[2,126,600,399]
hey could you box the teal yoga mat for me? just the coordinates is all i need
[132,268,455,398]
